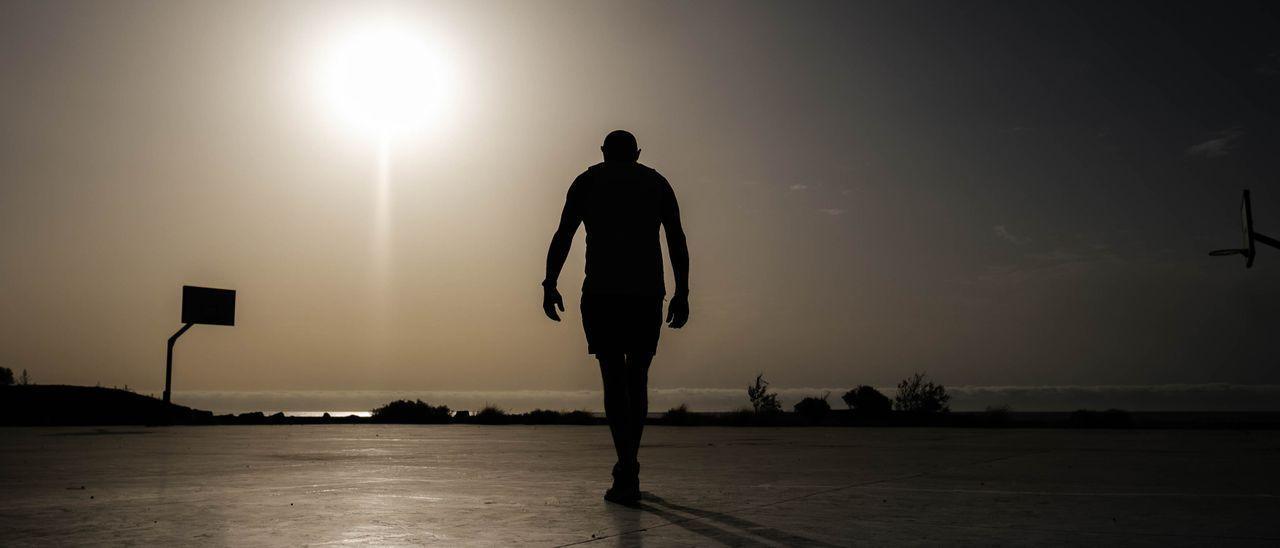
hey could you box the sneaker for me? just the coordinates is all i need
[604,484,641,506]
[605,461,641,505]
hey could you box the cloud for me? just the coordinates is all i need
[1186,128,1243,158]
[993,225,1031,245]
[818,208,845,216]
[789,184,808,191]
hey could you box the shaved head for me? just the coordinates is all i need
[602,130,639,162]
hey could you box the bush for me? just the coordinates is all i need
[894,372,950,414]
[475,405,509,425]
[371,399,451,424]
[983,405,1012,426]
[1069,408,1131,428]
[747,374,781,414]
[519,409,594,424]
[561,409,595,425]
[664,403,698,426]
[793,393,831,424]
[525,409,562,424]
[723,408,760,426]
[841,385,892,417]
[0,367,13,386]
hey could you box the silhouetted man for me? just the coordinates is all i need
[543,130,690,505]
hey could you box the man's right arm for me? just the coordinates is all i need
[542,177,583,321]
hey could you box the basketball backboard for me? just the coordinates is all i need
[181,285,236,326]
[1210,189,1280,268]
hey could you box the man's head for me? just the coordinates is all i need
[601,130,641,163]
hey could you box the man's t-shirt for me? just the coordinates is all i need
[564,161,680,296]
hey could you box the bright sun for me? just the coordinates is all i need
[324,26,450,137]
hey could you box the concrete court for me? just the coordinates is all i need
[1,426,1278,546]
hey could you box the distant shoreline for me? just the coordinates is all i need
[151,384,1280,415]
[5,385,1280,429]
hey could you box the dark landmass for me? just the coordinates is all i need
[5,385,1280,428]
[0,385,213,426]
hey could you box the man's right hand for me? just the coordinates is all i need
[542,285,565,321]
[666,291,689,328]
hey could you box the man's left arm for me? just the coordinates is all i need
[659,177,690,328]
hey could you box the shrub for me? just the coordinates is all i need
[1069,408,1131,428]
[561,409,595,425]
[0,367,12,386]
[475,405,509,425]
[1100,408,1131,427]
[371,399,451,424]
[793,393,831,424]
[525,409,562,424]
[724,408,762,426]
[520,409,593,424]
[983,405,1012,426]
[841,385,892,417]
[664,403,698,426]
[894,372,950,414]
[747,374,781,414]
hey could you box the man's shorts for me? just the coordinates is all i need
[580,293,664,355]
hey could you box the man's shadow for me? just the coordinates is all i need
[610,493,842,547]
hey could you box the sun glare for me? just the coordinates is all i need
[324,26,451,138]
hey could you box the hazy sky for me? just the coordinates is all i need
[3,0,1279,399]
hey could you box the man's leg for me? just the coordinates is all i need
[596,353,632,481]
[623,353,653,471]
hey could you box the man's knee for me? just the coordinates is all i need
[626,353,654,369]
[624,353,652,384]
[597,353,628,396]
